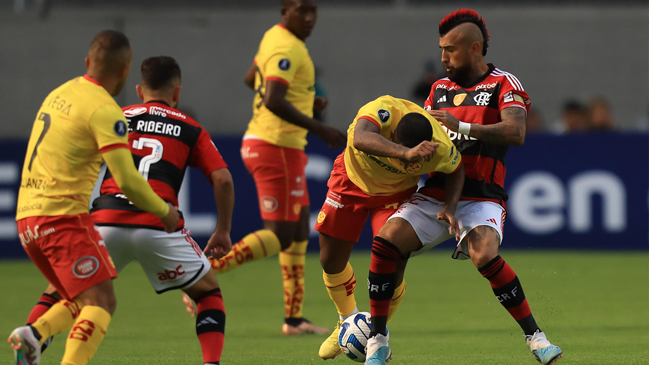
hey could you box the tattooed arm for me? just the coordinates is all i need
[428,106,527,146]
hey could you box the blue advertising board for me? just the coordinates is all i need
[0,133,646,259]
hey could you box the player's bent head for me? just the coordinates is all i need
[439,9,489,56]
[394,113,433,148]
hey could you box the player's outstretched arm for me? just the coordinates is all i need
[102,148,180,232]
[204,167,234,258]
[428,107,526,146]
[244,62,256,90]
[353,119,438,162]
[437,163,465,240]
[264,80,345,148]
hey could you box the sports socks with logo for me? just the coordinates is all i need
[30,298,83,345]
[195,288,226,365]
[479,255,540,336]
[367,236,402,337]
[323,262,357,319]
[280,240,308,322]
[208,229,281,274]
[61,305,111,365]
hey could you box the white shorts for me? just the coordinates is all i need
[98,226,211,293]
[390,193,506,259]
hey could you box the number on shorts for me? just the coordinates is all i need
[132,137,163,180]
[27,113,52,171]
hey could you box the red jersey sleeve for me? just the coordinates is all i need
[498,73,531,113]
[424,84,435,111]
[190,129,228,183]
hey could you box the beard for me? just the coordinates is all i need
[446,63,473,87]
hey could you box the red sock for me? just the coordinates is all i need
[27,293,59,325]
[195,288,225,364]
[479,255,539,335]
[368,236,400,337]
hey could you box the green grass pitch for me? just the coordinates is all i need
[2,250,648,364]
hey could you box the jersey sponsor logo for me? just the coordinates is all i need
[450,146,455,157]
[324,197,344,209]
[149,106,187,119]
[437,95,447,103]
[261,196,278,212]
[451,151,459,166]
[240,146,259,158]
[134,120,182,137]
[18,225,55,246]
[367,154,406,175]
[443,125,477,141]
[475,82,497,91]
[453,94,467,106]
[114,120,128,137]
[73,256,100,278]
[377,109,390,123]
[278,58,291,71]
[474,92,492,106]
[317,210,326,224]
[123,107,148,117]
[406,162,423,174]
[157,265,186,281]
[290,190,305,197]
[503,91,514,103]
[436,83,459,91]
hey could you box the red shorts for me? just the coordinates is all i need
[17,214,117,300]
[241,138,310,222]
[314,152,417,242]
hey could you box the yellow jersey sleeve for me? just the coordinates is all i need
[354,100,394,138]
[263,47,302,86]
[89,104,129,153]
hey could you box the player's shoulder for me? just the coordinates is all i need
[123,102,201,127]
[261,24,304,51]
[487,66,525,92]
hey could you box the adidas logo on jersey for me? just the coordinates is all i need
[437,95,447,103]
[197,317,219,327]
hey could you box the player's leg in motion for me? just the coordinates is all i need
[366,218,422,365]
[24,284,61,353]
[467,226,562,365]
[183,273,226,365]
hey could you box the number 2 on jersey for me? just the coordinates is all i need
[27,112,52,171]
[132,137,163,180]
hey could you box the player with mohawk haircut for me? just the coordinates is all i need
[364,8,562,365]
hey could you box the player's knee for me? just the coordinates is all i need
[467,229,500,269]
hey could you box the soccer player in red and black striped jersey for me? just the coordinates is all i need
[365,9,562,365]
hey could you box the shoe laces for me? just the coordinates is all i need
[526,330,552,350]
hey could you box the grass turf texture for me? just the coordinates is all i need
[1,251,648,364]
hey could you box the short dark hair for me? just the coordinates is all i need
[89,30,131,74]
[563,99,585,113]
[395,113,433,148]
[439,9,490,56]
[140,56,181,91]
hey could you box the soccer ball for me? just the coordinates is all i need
[338,312,388,362]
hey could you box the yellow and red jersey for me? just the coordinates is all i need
[16,75,129,220]
[244,23,315,150]
[344,95,461,196]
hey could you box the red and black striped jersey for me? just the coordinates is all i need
[91,101,228,231]
[421,64,530,206]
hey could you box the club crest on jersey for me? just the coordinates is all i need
[278,58,291,71]
[377,109,390,123]
[317,211,326,224]
[406,162,423,174]
[114,120,128,137]
[453,94,467,106]
[474,92,492,106]
[123,107,147,117]
[73,256,100,278]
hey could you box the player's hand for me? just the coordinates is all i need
[437,210,460,241]
[204,231,232,259]
[313,96,329,114]
[315,123,346,149]
[403,141,439,163]
[160,202,180,233]
[428,110,460,132]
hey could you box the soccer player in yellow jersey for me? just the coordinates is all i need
[203,0,346,335]
[8,30,179,365]
[314,95,465,359]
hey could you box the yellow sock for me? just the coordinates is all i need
[323,262,357,318]
[31,299,83,344]
[61,306,111,365]
[280,240,308,319]
[209,229,281,274]
[387,279,406,323]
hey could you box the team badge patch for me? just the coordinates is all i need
[114,120,128,137]
[406,162,423,174]
[278,58,291,71]
[123,107,147,117]
[293,203,301,215]
[317,211,326,224]
[262,196,279,212]
[377,109,390,123]
[73,256,100,278]
[453,94,467,106]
